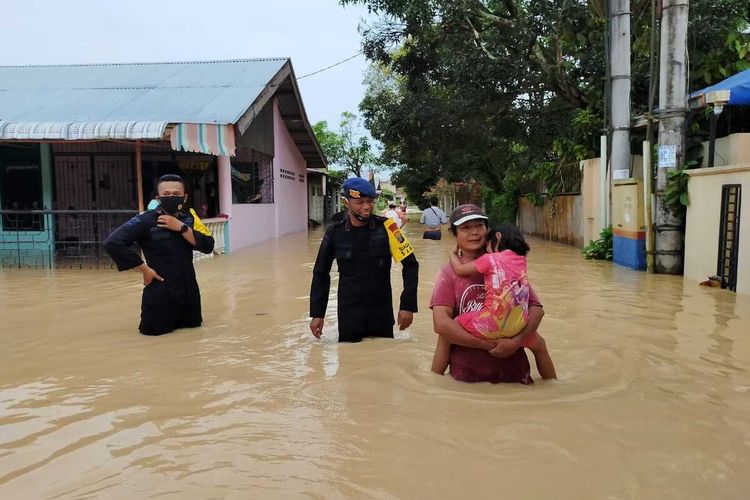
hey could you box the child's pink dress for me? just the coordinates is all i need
[456,250,530,340]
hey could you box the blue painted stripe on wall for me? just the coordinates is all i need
[613,235,646,271]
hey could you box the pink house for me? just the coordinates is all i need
[0,59,326,267]
[226,91,314,249]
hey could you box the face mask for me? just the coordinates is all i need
[350,209,371,223]
[159,196,185,214]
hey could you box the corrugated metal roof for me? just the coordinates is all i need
[0,58,288,124]
[0,120,167,140]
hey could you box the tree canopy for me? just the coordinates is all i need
[341,0,750,220]
[312,111,379,178]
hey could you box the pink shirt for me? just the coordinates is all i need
[461,250,530,337]
[430,260,540,384]
[474,250,528,305]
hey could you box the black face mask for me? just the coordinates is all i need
[345,202,372,223]
[349,209,371,223]
[158,196,185,214]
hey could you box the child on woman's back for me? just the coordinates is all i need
[433,224,556,379]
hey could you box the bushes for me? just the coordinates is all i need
[663,160,697,220]
[483,189,518,225]
[583,227,613,260]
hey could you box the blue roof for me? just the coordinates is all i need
[691,68,750,106]
[0,58,288,123]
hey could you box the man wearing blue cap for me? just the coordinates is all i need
[309,177,419,342]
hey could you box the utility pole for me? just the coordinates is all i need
[610,0,632,183]
[655,0,689,274]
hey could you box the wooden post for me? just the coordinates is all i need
[135,141,144,212]
[643,140,655,272]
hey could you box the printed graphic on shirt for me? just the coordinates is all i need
[471,272,529,338]
[459,284,485,314]
[457,251,531,339]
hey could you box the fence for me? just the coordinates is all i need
[557,162,583,195]
[530,162,583,196]
[1,210,228,269]
[193,217,228,262]
[516,194,584,247]
[0,210,137,268]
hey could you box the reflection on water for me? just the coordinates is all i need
[1,220,749,499]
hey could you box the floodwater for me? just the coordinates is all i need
[1,219,749,500]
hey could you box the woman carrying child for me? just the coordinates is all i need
[429,205,556,383]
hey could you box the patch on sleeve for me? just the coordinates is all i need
[384,218,414,262]
[189,209,212,236]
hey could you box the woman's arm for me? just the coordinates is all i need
[489,305,544,358]
[449,252,479,277]
[433,305,495,349]
[431,335,451,374]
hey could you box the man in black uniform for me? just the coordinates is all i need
[309,177,419,342]
[104,174,215,336]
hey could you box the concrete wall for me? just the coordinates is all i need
[581,158,603,245]
[229,203,277,249]
[701,133,750,168]
[684,164,750,295]
[273,98,308,236]
[517,194,583,247]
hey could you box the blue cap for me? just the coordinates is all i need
[342,177,377,199]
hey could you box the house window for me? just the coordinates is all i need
[231,160,274,204]
[1,163,44,231]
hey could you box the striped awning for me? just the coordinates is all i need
[170,123,236,157]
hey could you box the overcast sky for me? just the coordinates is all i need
[0,0,373,130]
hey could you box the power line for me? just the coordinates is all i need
[296,52,363,80]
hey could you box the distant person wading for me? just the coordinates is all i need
[420,197,448,240]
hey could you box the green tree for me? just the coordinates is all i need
[312,112,379,178]
[339,111,378,178]
[312,120,344,166]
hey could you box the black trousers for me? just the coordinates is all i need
[422,230,442,240]
[139,281,202,336]
[338,330,394,343]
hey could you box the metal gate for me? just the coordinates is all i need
[716,184,741,291]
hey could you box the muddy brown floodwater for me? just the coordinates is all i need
[1,219,749,499]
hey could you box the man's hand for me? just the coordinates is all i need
[157,214,184,232]
[140,265,164,286]
[309,317,324,338]
[488,337,521,358]
[397,310,414,330]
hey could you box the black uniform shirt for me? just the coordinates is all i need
[310,215,418,335]
[103,209,214,283]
